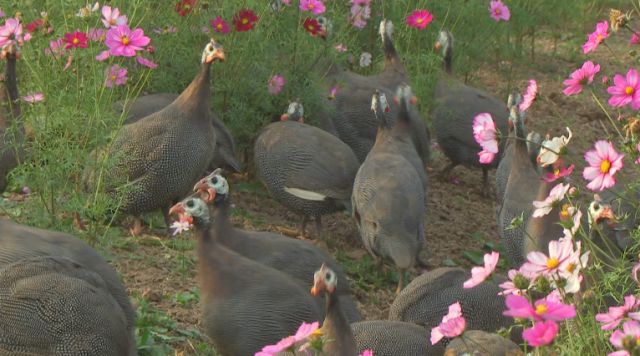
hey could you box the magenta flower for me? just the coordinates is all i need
[299,0,326,15]
[607,68,640,109]
[105,24,150,57]
[63,31,88,49]
[523,321,559,347]
[583,21,609,54]
[105,65,128,88]
[0,18,28,49]
[542,163,575,183]
[596,295,640,330]
[610,321,640,356]
[430,302,466,345]
[463,251,499,288]
[472,113,498,164]
[504,294,576,322]
[21,92,44,103]
[136,56,158,69]
[583,140,624,191]
[489,0,511,22]
[532,183,571,217]
[358,350,373,356]
[563,61,600,96]
[631,33,640,45]
[520,237,574,276]
[210,16,229,34]
[268,75,285,95]
[406,9,433,30]
[519,79,537,112]
[101,5,127,28]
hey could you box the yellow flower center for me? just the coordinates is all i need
[566,263,576,273]
[242,18,249,25]
[308,3,315,9]
[559,204,570,220]
[121,36,130,45]
[495,8,501,15]
[111,75,117,81]
[597,34,604,42]
[626,86,635,95]
[535,304,548,315]
[72,37,79,44]
[546,257,559,269]
[216,24,222,30]
[308,25,315,31]
[416,17,424,24]
[600,159,611,173]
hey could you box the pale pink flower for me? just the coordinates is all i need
[583,140,624,191]
[105,24,150,57]
[358,350,373,356]
[503,293,576,322]
[463,251,499,288]
[596,295,640,330]
[489,0,511,22]
[609,321,640,355]
[0,9,4,18]
[633,262,640,284]
[542,163,575,183]
[499,269,532,296]
[95,50,109,61]
[636,143,640,164]
[21,92,44,103]
[45,38,65,57]
[583,21,609,54]
[350,0,371,29]
[299,0,325,15]
[406,10,433,30]
[563,61,600,96]
[537,127,572,167]
[523,321,559,347]
[608,68,640,109]
[519,79,537,111]
[104,64,128,88]
[88,28,106,42]
[334,43,347,52]
[101,5,127,28]
[430,302,466,345]
[0,18,28,49]
[136,56,158,69]
[532,183,571,217]
[268,75,285,95]
[520,238,574,276]
[257,321,320,355]
[472,113,498,164]
[631,33,640,45]
[170,220,192,235]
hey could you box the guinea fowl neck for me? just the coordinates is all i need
[173,61,211,118]
[382,33,403,74]
[2,55,21,121]
[442,45,453,75]
[321,290,355,354]
[525,178,562,255]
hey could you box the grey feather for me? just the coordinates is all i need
[351,320,445,356]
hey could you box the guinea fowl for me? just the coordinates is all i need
[254,102,360,239]
[352,86,426,294]
[446,330,521,356]
[310,264,357,356]
[588,190,639,258]
[193,170,361,322]
[432,30,509,194]
[169,194,323,355]
[0,44,25,192]
[351,320,444,356]
[388,267,513,339]
[0,219,137,352]
[496,130,542,207]
[324,20,430,164]
[105,39,223,235]
[115,92,242,173]
[0,256,133,355]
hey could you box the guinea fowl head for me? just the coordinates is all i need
[434,30,453,73]
[394,85,418,124]
[507,93,527,139]
[379,20,394,43]
[201,38,225,64]
[370,89,390,126]
[169,195,210,227]
[310,264,338,296]
[193,168,229,204]
[588,195,616,228]
[280,102,304,123]
[316,16,332,40]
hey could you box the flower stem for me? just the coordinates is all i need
[589,89,624,140]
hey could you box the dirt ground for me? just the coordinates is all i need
[101,31,634,353]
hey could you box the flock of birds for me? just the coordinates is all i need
[0,18,636,356]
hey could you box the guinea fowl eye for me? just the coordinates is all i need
[186,200,195,208]
[593,203,600,210]
[211,176,218,185]
[325,272,331,280]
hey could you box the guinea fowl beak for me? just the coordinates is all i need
[280,114,289,121]
[310,281,323,296]
[169,202,185,217]
[434,41,442,51]
[207,47,225,63]
[193,180,217,203]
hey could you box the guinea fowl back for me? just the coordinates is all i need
[352,320,445,356]
[0,256,133,355]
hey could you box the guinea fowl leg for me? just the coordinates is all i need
[299,215,309,237]
[162,206,172,236]
[314,215,324,240]
[481,167,490,198]
[130,216,144,236]
[396,268,407,294]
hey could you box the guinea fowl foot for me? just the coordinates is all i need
[299,215,309,238]
[130,217,144,237]
[314,215,324,240]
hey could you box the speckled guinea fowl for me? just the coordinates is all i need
[254,102,360,239]
[310,264,357,356]
[193,171,361,322]
[351,321,445,356]
[496,130,542,208]
[0,219,137,352]
[388,267,512,337]
[433,30,509,194]
[446,330,521,356]
[115,92,242,173]
[588,190,639,257]
[169,194,323,355]
[352,87,426,294]
[324,20,430,164]
[106,39,223,235]
[0,256,133,355]
[0,47,25,192]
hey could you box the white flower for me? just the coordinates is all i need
[76,2,100,17]
[537,127,572,167]
[562,206,582,239]
[170,220,192,235]
[359,52,372,67]
[532,183,571,217]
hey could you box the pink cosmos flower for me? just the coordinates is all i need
[101,6,127,28]
[472,113,498,164]
[583,21,609,54]
[563,61,601,96]
[583,140,624,191]
[95,50,109,61]
[170,220,192,235]
[299,0,326,15]
[359,350,373,356]
[105,24,150,57]
[607,68,640,109]
[328,86,338,100]
[88,28,106,42]
[136,56,158,69]
[542,163,575,183]
[560,205,582,239]
[334,43,347,52]
[499,269,533,296]
[0,9,4,18]
[430,302,466,345]
[596,295,640,330]
[631,33,640,45]
[489,0,511,22]
[0,18,28,49]
[45,38,65,57]
[350,0,371,29]
[520,238,573,276]
[21,92,44,103]
[532,183,571,217]
[519,79,537,112]
[104,65,128,88]
[63,31,88,49]
[633,262,640,284]
[463,251,499,288]
[268,75,285,95]
[257,321,320,355]
[503,293,576,322]
[609,321,640,356]
[210,16,229,34]
[406,10,433,30]
[523,321,559,347]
